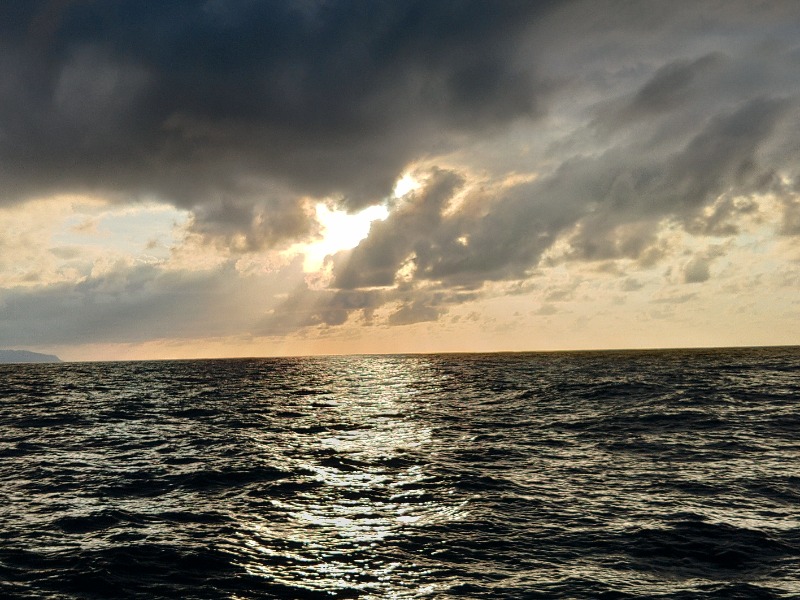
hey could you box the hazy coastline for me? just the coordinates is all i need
[0,350,61,364]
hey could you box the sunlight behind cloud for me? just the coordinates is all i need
[393,173,421,198]
[297,203,389,272]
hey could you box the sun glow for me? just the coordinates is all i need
[393,173,421,198]
[299,203,389,272]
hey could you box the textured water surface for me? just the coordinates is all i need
[0,347,798,598]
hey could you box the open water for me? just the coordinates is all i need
[0,347,798,599]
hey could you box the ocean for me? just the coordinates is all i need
[0,347,798,599]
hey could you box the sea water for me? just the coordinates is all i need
[1,347,798,598]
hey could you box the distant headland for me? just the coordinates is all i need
[0,350,62,364]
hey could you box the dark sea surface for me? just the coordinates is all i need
[1,347,799,599]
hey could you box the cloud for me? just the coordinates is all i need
[775,176,800,236]
[621,278,644,292]
[594,53,726,132]
[302,35,798,328]
[533,303,557,316]
[189,193,317,251]
[258,284,385,336]
[258,272,482,336]
[3,4,798,250]
[0,258,304,345]
[304,80,795,325]
[330,93,790,293]
[651,292,697,305]
[682,245,726,284]
[331,169,465,289]
[683,256,711,284]
[387,300,443,326]
[0,0,558,247]
[780,198,800,236]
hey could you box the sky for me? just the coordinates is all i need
[1,0,799,361]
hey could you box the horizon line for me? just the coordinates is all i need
[18,342,799,365]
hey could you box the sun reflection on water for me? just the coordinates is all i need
[228,356,467,597]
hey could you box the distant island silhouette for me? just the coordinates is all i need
[0,350,62,364]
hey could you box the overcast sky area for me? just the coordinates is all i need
[1,0,799,361]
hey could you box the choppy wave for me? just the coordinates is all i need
[1,347,798,598]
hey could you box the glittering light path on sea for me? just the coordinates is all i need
[226,357,465,597]
[1,348,799,598]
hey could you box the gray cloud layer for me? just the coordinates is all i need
[1,0,556,245]
[0,259,304,345]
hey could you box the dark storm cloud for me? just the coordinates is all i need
[0,0,557,244]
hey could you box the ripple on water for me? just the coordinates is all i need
[0,347,798,598]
